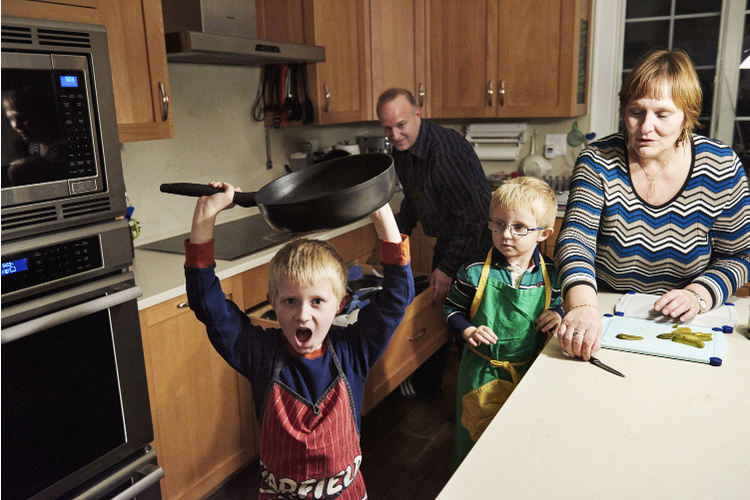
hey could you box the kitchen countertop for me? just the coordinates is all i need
[132,217,372,310]
[437,293,750,500]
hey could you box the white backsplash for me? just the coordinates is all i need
[121,63,590,246]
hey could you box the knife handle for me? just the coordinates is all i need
[160,183,258,208]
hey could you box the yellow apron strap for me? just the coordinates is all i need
[471,250,551,320]
[467,344,525,385]
[469,248,494,321]
[540,257,551,310]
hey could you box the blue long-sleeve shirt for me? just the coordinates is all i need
[184,237,414,429]
[554,133,750,307]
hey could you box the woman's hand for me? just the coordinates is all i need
[462,325,497,347]
[190,181,239,244]
[653,286,711,322]
[557,285,601,360]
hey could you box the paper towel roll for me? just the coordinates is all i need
[473,145,519,160]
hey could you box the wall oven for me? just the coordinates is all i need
[1,16,126,242]
[2,220,163,500]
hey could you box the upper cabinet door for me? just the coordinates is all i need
[428,0,590,119]
[99,1,173,142]
[428,0,497,119]
[369,0,427,118]
[497,0,590,117]
[2,0,174,143]
[303,0,370,125]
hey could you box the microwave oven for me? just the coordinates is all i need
[1,16,127,242]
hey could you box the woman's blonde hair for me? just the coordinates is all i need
[490,176,557,229]
[267,238,348,301]
[618,49,702,146]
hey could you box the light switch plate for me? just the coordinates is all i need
[546,134,567,156]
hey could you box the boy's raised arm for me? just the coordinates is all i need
[190,182,238,244]
[369,203,401,244]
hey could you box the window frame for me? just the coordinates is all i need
[588,0,746,146]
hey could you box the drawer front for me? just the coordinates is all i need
[363,299,449,413]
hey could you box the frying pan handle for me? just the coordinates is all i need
[160,183,258,208]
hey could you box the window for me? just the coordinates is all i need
[589,0,749,173]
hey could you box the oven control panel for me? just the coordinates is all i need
[0,219,133,303]
[1,236,103,295]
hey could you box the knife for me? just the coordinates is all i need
[589,356,625,377]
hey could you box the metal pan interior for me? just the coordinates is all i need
[255,153,395,233]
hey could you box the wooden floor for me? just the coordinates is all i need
[206,344,460,500]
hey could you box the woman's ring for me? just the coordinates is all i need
[573,330,583,336]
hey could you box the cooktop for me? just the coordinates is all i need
[140,214,291,261]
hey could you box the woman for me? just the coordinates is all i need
[555,49,750,360]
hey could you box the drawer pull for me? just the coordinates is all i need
[409,327,427,341]
[177,302,190,309]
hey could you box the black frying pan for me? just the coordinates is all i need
[160,153,395,234]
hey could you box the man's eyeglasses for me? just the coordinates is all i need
[488,220,546,237]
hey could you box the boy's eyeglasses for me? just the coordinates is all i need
[488,220,545,237]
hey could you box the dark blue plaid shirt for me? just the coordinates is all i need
[393,119,492,277]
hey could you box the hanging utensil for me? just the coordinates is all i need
[251,66,267,122]
[567,121,585,147]
[288,64,303,122]
[300,63,314,125]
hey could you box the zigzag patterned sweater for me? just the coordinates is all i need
[555,133,750,308]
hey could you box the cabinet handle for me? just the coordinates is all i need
[323,83,330,113]
[418,82,425,108]
[498,79,505,107]
[177,301,190,309]
[487,79,494,106]
[159,81,170,121]
[409,327,427,341]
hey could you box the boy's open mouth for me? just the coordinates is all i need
[295,328,313,344]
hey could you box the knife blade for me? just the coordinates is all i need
[589,356,625,377]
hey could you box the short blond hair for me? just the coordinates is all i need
[490,176,557,229]
[618,49,702,146]
[267,239,348,302]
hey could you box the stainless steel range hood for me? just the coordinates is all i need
[162,0,325,66]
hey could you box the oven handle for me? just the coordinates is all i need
[1,285,142,345]
[71,448,164,500]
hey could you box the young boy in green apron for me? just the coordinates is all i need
[444,176,563,469]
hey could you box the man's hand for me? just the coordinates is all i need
[431,268,452,302]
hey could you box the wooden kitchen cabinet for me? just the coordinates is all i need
[302,0,371,124]
[257,0,427,123]
[2,0,174,142]
[139,274,259,500]
[429,0,591,118]
[368,0,428,118]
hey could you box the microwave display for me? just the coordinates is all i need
[2,64,97,188]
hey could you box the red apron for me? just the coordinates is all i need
[258,338,367,500]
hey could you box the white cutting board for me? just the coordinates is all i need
[600,315,727,364]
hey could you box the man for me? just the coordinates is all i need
[377,88,492,398]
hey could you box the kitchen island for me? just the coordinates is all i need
[437,293,750,500]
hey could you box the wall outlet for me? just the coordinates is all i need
[546,134,567,156]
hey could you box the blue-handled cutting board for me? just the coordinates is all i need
[600,315,727,364]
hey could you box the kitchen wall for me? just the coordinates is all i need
[121,63,592,247]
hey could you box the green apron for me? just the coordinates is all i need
[453,249,550,469]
